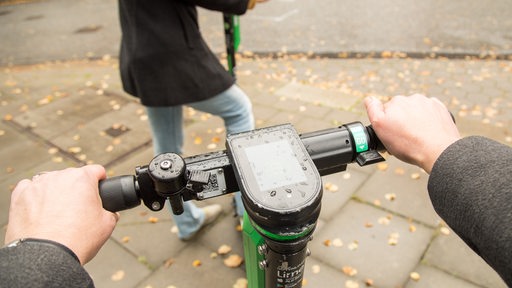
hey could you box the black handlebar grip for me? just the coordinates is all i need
[99,175,141,212]
[366,125,386,151]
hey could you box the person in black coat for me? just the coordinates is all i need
[118,0,268,240]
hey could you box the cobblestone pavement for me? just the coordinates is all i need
[1,55,510,287]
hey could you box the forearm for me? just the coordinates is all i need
[428,136,512,286]
[0,239,94,288]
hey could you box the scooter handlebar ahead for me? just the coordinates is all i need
[99,122,386,213]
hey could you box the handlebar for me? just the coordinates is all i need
[99,122,385,213]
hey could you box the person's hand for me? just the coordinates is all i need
[364,94,461,173]
[5,165,119,264]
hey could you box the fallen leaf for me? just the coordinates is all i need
[364,279,374,286]
[323,239,331,247]
[325,182,339,192]
[52,156,63,163]
[311,265,320,274]
[345,280,359,288]
[105,145,114,152]
[410,173,421,180]
[164,258,174,268]
[233,278,248,288]
[384,193,396,201]
[148,217,159,223]
[440,226,450,235]
[332,238,343,247]
[111,270,125,281]
[348,241,359,251]
[410,271,420,281]
[394,168,405,175]
[388,232,400,246]
[224,254,244,268]
[342,266,358,276]
[192,260,202,267]
[68,146,82,154]
[376,163,388,171]
[217,244,232,255]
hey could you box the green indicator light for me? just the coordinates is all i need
[350,126,368,153]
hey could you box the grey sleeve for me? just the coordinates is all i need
[428,136,512,286]
[0,238,94,288]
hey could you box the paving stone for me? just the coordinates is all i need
[404,264,482,288]
[303,257,363,287]
[319,169,371,221]
[85,239,152,288]
[309,200,434,287]
[135,242,246,288]
[51,102,151,165]
[355,157,442,227]
[13,88,130,140]
[111,213,187,269]
[275,82,360,110]
[0,125,73,183]
[423,230,507,288]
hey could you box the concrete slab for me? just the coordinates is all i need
[355,157,442,227]
[310,200,434,287]
[319,169,370,221]
[84,239,152,288]
[424,230,507,288]
[13,88,130,139]
[134,242,246,288]
[275,82,360,110]
[50,102,151,165]
[404,264,482,288]
[303,256,364,287]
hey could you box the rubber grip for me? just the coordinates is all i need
[99,175,140,212]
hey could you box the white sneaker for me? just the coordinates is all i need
[201,204,223,225]
[180,204,222,241]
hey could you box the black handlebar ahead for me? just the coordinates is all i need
[98,122,385,213]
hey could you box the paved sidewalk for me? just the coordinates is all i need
[1,55,510,288]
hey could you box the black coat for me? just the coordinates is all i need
[118,0,249,107]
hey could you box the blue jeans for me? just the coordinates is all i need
[145,84,254,239]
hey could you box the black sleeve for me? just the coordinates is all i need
[177,0,250,14]
[428,136,512,286]
[0,238,94,288]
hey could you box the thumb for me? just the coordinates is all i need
[364,96,385,124]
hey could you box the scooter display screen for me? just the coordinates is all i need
[227,124,321,212]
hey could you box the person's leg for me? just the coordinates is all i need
[189,84,255,216]
[145,106,208,240]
